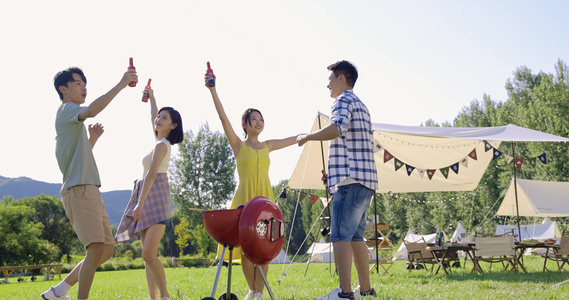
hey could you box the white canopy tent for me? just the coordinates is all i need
[393,229,437,261]
[289,113,569,262]
[496,178,569,218]
[393,224,471,260]
[450,222,472,244]
[495,222,561,241]
[288,113,569,193]
[270,249,292,264]
[306,239,335,263]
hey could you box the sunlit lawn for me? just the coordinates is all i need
[1,256,568,299]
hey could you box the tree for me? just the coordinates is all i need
[14,194,78,261]
[174,217,192,257]
[170,123,236,227]
[192,224,217,257]
[0,205,56,266]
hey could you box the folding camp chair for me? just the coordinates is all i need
[542,236,569,272]
[403,238,437,271]
[474,235,517,272]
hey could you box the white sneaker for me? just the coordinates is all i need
[353,286,377,299]
[41,287,70,300]
[244,290,256,300]
[315,287,355,300]
[161,297,174,300]
[254,292,264,300]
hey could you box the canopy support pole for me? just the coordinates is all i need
[512,143,522,242]
[318,114,334,275]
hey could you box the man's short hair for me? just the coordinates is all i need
[54,67,87,100]
[327,60,358,88]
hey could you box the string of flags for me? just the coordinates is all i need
[387,193,474,204]
[278,188,330,206]
[483,141,547,169]
[376,140,547,180]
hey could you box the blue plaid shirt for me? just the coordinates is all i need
[328,90,378,193]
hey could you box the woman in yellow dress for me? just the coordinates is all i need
[205,73,298,300]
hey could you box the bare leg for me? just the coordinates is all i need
[333,241,352,294]
[141,224,169,299]
[145,261,158,300]
[241,255,257,291]
[77,243,114,299]
[352,241,371,292]
[254,264,268,294]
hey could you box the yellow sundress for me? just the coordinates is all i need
[217,141,275,263]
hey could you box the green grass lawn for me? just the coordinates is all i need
[1,256,568,299]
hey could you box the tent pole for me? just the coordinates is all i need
[512,142,522,242]
[303,229,318,277]
[317,114,334,275]
[373,192,379,274]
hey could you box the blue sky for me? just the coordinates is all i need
[2,0,568,193]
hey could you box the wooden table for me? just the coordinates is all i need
[514,242,559,273]
[427,244,482,275]
[0,264,63,283]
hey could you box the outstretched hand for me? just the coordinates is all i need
[88,123,104,140]
[144,87,155,99]
[120,69,138,88]
[204,74,216,89]
[297,134,309,146]
[321,169,328,186]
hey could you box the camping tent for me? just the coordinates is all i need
[289,113,569,193]
[496,178,569,217]
[495,220,561,241]
[392,229,437,261]
[450,223,471,244]
[393,224,470,261]
[306,240,378,263]
[306,240,335,263]
[270,249,292,264]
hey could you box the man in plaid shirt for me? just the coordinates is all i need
[297,60,378,300]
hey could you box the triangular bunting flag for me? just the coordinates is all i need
[505,155,514,164]
[450,163,460,174]
[427,169,436,180]
[439,167,450,179]
[299,191,307,200]
[320,196,331,208]
[468,149,478,160]
[493,149,503,160]
[527,157,537,168]
[309,194,319,205]
[374,141,384,153]
[460,157,469,168]
[417,168,426,179]
[405,164,415,176]
[514,158,524,169]
[394,158,404,171]
[278,189,287,199]
[538,153,547,164]
[384,150,394,163]
[484,141,493,152]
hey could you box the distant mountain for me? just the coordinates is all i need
[0,175,130,226]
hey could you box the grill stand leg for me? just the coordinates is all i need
[226,247,234,299]
[209,245,227,298]
[257,265,275,300]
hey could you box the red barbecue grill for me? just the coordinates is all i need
[201,196,285,300]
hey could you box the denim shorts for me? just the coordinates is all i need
[157,219,171,226]
[330,184,374,242]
